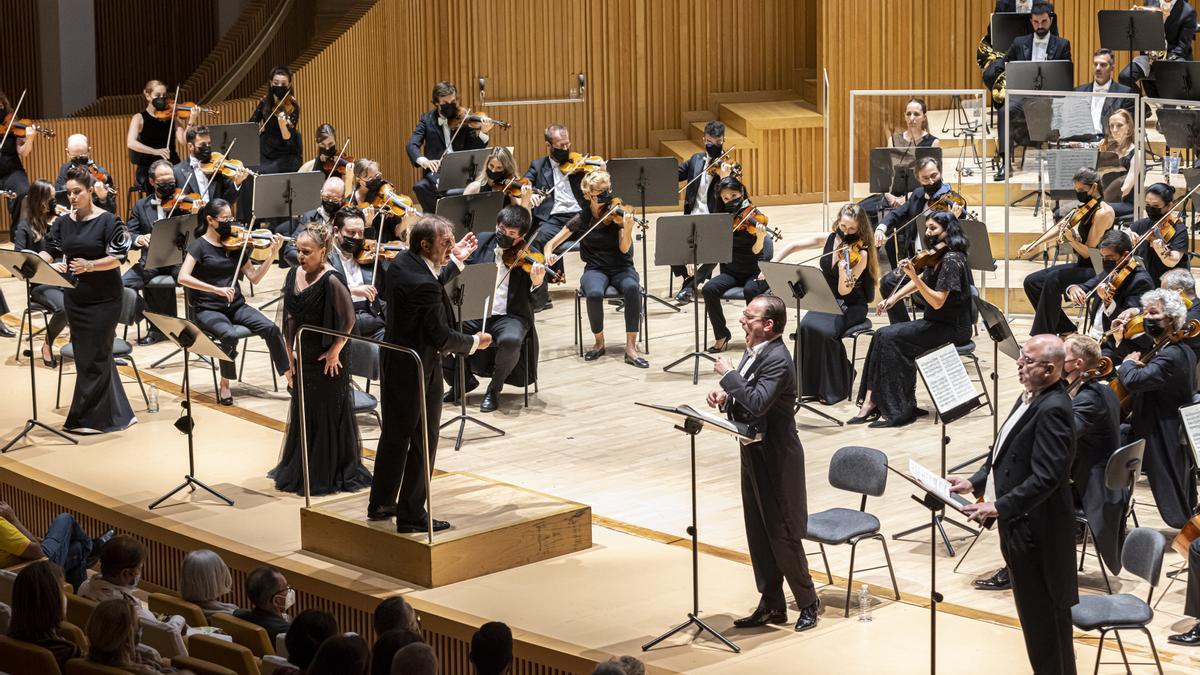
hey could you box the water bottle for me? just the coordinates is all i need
[857,584,872,623]
[148,384,160,413]
[1166,152,1181,176]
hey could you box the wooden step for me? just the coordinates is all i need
[801,77,819,103]
[718,100,824,137]
[685,121,756,149]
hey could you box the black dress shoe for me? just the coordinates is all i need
[847,410,880,425]
[584,347,606,361]
[674,286,694,304]
[732,607,787,628]
[138,332,166,346]
[86,528,116,568]
[1169,623,1200,646]
[397,518,450,533]
[0,324,14,338]
[480,391,498,413]
[625,354,649,368]
[868,415,915,428]
[913,407,930,418]
[706,339,730,354]
[973,567,1011,591]
[367,505,396,521]
[794,599,820,632]
[993,167,1007,182]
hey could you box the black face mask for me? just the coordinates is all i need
[215,219,235,238]
[1144,317,1166,339]
[155,182,177,199]
[1145,206,1164,222]
[319,146,336,159]
[495,230,517,249]
[550,147,571,163]
[487,168,508,183]
[1102,259,1117,273]
[724,198,744,214]
[842,231,861,244]
[1076,190,1092,203]
[365,176,384,193]
[705,143,723,159]
[438,102,458,119]
[596,190,615,204]
[925,178,943,195]
[194,144,213,163]
[70,155,90,166]
[151,96,168,111]
[339,236,363,256]
[321,199,342,215]
[271,85,290,100]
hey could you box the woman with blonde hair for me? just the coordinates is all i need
[463,147,532,209]
[1099,108,1137,218]
[86,598,175,673]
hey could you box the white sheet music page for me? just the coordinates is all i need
[915,343,979,415]
[1181,403,1200,467]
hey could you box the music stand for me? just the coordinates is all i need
[609,157,684,343]
[1098,10,1167,55]
[0,251,78,452]
[950,299,1020,475]
[869,147,943,195]
[990,12,1059,51]
[758,261,845,426]
[145,214,197,270]
[436,149,495,192]
[1005,61,1074,94]
[205,123,261,166]
[657,214,732,384]
[637,401,748,654]
[1154,63,1200,102]
[1156,108,1200,155]
[144,312,235,509]
[441,262,504,450]
[253,171,324,226]
[436,192,507,238]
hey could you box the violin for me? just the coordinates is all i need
[258,90,298,133]
[220,225,287,251]
[448,106,511,131]
[840,239,866,279]
[162,189,203,212]
[355,239,405,264]
[911,241,950,272]
[499,176,549,199]
[707,161,743,179]
[1,114,54,138]
[1067,356,1114,398]
[1058,198,1101,245]
[927,190,966,214]
[199,152,258,179]
[596,197,648,228]
[152,100,218,121]
[1097,259,1138,305]
[79,161,117,196]
[733,204,784,240]
[0,189,16,199]
[1111,318,1200,419]
[1101,310,1146,344]
[322,154,354,178]
[1151,212,1181,244]
[501,246,564,283]
[558,152,605,175]
[367,184,421,218]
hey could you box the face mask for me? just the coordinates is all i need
[925,178,943,195]
[319,146,336,159]
[439,102,458,119]
[842,231,861,244]
[194,144,213,163]
[596,190,614,204]
[365,176,385,194]
[70,155,90,166]
[550,147,571,163]
[151,96,168,111]
[1145,206,1164,222]
[1076,190,1092,203]
[705,143,723,159]
[155,182,177,199]
[1144,317,1166,339]
[276,588,296,611]
[495,230,516,249]
[724,198,744,214]
[1102,259,1117,273]
[321,199,342,215]
[271,85,290,99]
[487,168,508,183]
[339,236,363,256]
[215,219,235,238]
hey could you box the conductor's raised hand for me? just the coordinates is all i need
[451,232,478,261]
[476,332,493,350]
[706,389,728,409]
[713,356,733,376]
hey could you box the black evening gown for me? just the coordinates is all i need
[271,267,372,496]
[47,211,135,433]
[797,233,874,404]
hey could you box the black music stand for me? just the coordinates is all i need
[441,262,504,451]
[0,251,78,452]
[252,171,323,307]
[657,214,732,384]
[1006,61,1074,94]
[637,401,747,654]
[869,147,943,195]
[1154,63,1200,102]
[758,261,844,426]
[436,192,506,238]
[206,123,261,165]
[146,215,202,368]
[950,299,1020,475]
[609,157,683,349]
[436,149,495,193]
[1157,108,1200,156]
[1098,10,1167,56]
[144,312,235,509]
[990,12,1059,51]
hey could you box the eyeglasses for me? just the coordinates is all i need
[1016,354,1051,366]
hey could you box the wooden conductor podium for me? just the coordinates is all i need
[299,472,592,587]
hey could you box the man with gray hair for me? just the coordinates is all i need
[54,133,116,211]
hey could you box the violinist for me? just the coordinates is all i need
[54,134,116,212]
[774,203,879,405]
[249,66,302,174]
[10,181,66,354]
[1162,269,1200,364]
[407,81,490,213]
[1130,182,1189,284]
[1021,167,1114,335]
[299,124,354,189]
[277,176,344,267]
[1118,0,1197,96]
[1112,288,1197,529]
[121,160,188,346]
[873,157,963,271]
[525,124,592,310]
[543,170,648,368]
[328,206,386,340]
[701,177,771,354]
[463,147,532,211]
[0,89,39,222]
[173,126,247,208]
[852,211,973,428]
[1109,267,1200,365]
[177,199,290,406]
[443,205,545,413]
[671,120,731,302]
[126,80,187,194]
[351,158,413,243]
[1065,230,1153,349]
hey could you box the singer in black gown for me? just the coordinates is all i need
[271,225,371,496]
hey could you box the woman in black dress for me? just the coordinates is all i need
[13,180,69,364]
[702,176,770,353]
[38,167,135,434]
[177,199,291,405]
[270,222,371,496]
[124,79,186,194]
[249,67,302,175]
[851,211,973,428]
[775,203,879,404]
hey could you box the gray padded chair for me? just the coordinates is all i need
[804,446,900,616]
[346,339,382,433]
[1070,527,1166,674]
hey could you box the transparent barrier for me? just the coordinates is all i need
[1140,96,1200,215]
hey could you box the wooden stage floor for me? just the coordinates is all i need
[3,202,1200,672]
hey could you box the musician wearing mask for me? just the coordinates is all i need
[1119,0,1197,96]
[299,123,354,189]
[1130,182,1189,285]
[463,146,532,210]
[526,124,591,310]
[126,79,186,193]
[1162,269,1200,364]
[1020,167,1114,336]
[853,212,973,428]
[859,98,941,229]
[1069,49,1135,145]
[407,81,490,213]
[1114,288,1198,529]
[0,90,40,224]
[702,177,770,354]
[352,158,412,244]
[10,181,66,358]
[672,120,731,303]
[249,66,302,175]
[277,176,345,268]
[775,203,879,405]
[328,206,386,340]
[173,126,247,208]
[544,171,648,368]
[1107,267,1200,364]
[1065,230,1154,351]
[121,160,188,346]
[443,205,545,413]
[54,134,116,212]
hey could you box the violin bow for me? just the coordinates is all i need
[326,137,352,181]
[446,106,472,150]
[258,88,293,134]
[0,89,27,152]
[552,203,624,261]
[163,170,199,220]
[677,146,738,194]
[165,85,181,156]
[201,138,238,202]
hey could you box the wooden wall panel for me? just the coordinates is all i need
[0,0,43,118]
[93,0,220,98]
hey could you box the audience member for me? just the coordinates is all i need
[0,502,113,589]
[607,655,645,675]
[372,629,424,675]
[309,633,371,675]
[180,549,238,618]
[79,535,186,631]
[283,608,339,671]
[7,560,80,670]
[86,597,175,673]
[469,621,512,675]
[591,663,625,675]
[233,565,293,642]
[392,642,438,675]
[375,595,421,638]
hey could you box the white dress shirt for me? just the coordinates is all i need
[694,167,712,215]
[416,114,489,169]
[1090,80,1111,134]
[985,398,1032,503]
[1031,33,1050,62]
[1016,0,1033,11]
[338,250,365,288]
[738,335,780,377]
[188,157,211,198]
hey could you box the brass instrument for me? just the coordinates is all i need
[977,36,1007,106]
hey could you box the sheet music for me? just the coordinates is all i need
[909,459,971,510]
[1052,97,1099,139]
[915,343,980,415]
[678,404,745,435]
[1181,403,1200,466]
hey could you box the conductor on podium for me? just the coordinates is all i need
[707,294,819,632]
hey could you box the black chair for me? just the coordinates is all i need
[466,328,540,407]
[1076,439,1145,594]
[345,339,381,435]
[842,319,874,401]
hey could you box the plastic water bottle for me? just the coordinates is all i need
[857,584,872,623]
[148,384,160,413]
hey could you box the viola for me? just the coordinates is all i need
[199,152,258,179]
[927,190,966,214]
[733,204,783,240]
[1097,259,1138,305]
[501,246,564,283]
[1111,318,1200,419]
[1174,514,1200,558]
[707,161,743,179]
[356,239,405,264]
[1067,357,1114,398]
[162,189,203,212]
[1,114,54,138]
[558,152,605,175]
[499,176,549,199]
[839,238,866,279]
[321,154,354,177]
[153,100,218,121]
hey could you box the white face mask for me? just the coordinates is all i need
[276,588,295,612]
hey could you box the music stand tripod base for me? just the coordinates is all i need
[441,262,506,450]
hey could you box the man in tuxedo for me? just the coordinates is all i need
[950,334,1077,674]
[708,294,819,633]
[443,205,544,413]
[369,215,492,531]
[327,205,386,340]
[54,133,116,212]
[172,125,247,207]
[407,81,491,213]
[525,124,593,310]
[1070,49,1135,143]
[122,159,190,345]
[1119,0,1197,95]
[671,120,731,302]
[277,176,345,267]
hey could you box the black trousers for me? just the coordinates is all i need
[30,285,68,344]
[370,365,442,523]
[1024,263,1092,336]
[702,270,768,341]
[530,212,579,307]
[194,302,289,380]
[413,172,440,213]
[1186,538,1200,618]
[122,263,179,332]
[741,445,818,611]
[442,315,526,395]
[581,266,641,334]
[1001,531,1078,675]
[0,168,29,222]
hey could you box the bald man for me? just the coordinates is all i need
[54,133,116,212]
[275,176,346,267]
[951,334,1078,674]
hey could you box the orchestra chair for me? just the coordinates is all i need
[140,616,188,659]
[346,339,382,436]
[188,634,261,675]
[574,285,623,355]
[132,272,180,340]
[0,567,17,605]
[59,620,88,653]
[804,446,900,616]
[842,319,875,401]
[210,612,274,657]
[56,288,150,409]
[148,592,208,627]
[467,329,540,408]
[0,635,63,675]
[170,290,278,394]
[1071,527,1166,675]
[14,298,50,360]
[65,659,127,675]
[173,656,238,675]
[260,655,292,674]
[65,593,98,630]
[1076,439,1145,594]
